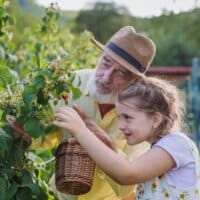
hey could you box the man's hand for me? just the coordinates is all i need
[72,105,116,151]
[7,117,32,146]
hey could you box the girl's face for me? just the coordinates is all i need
[116,101,158,145]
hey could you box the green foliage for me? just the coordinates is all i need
[72,1,200,66]
[0,1,100,199]
[73,2,132,43]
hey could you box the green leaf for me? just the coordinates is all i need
[8,16,15,25]
[0,176,8,200]
[0,47,5,59]
[7,183,18,200]
[0,31,4,36]
[15,188,32,200]
[53,83,65,96]
[8,142,24,166]
[22,86,37,105]
[0,128,12,152]
[1,107,14,122]
[24,118,43,138]
[37,69,50,76]
[0,7,5,18]
[37,90,49,105]
[0,67,14,88]
[0,165,14,179]
[21,170,32,184]
[26,183,41,195]
[71,87,82,100]
[21,171,43,195]
[35,42,42,52]
[33,75,46,90]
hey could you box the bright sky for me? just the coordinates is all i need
[35,0,200,17]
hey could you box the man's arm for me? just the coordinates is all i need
[7,117,32,147]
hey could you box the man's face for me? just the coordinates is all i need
[95,53,133,95]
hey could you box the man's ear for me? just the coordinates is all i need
[152,112,163,129]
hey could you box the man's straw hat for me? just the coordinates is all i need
[91,26,156,77]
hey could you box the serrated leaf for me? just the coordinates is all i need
[24,118,43,138]
[33,75,46,90]
[22,86,37,105]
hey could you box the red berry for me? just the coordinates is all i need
[62,95,68,101]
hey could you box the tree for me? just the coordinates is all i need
[73,2,132,43]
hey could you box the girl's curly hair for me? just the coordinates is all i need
[117,76,185,139]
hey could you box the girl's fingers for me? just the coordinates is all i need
[56,106,77,117]
[53,121,68,129]
[56,107,69,115]
[54,112,70,121]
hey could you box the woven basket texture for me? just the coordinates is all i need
[55,140,95,195]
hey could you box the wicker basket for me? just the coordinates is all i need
[55,139,95,195]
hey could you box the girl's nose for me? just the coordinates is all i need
[119,121,126,131]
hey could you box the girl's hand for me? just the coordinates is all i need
[53,106,86,136]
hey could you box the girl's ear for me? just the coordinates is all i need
[152,112,163,129]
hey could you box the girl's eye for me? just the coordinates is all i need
[124,114,132,120]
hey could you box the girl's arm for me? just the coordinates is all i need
[54,107,175,185]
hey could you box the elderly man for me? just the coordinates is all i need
[9,26,156,200]
[49,26,156,200]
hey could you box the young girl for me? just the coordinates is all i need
[54,76,200,199]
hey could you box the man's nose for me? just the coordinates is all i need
[102,69,113,83]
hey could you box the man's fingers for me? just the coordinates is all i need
[7,118,25,135]
[72,104,89,120]
[7,118,31,146]
[68,137,77,144]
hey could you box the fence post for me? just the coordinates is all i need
[192,58,200,147]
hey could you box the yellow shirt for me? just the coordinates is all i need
[33,69,149,200]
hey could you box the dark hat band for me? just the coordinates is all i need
[106,42,145,73]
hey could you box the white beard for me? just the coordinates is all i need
[88,73,116,104]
